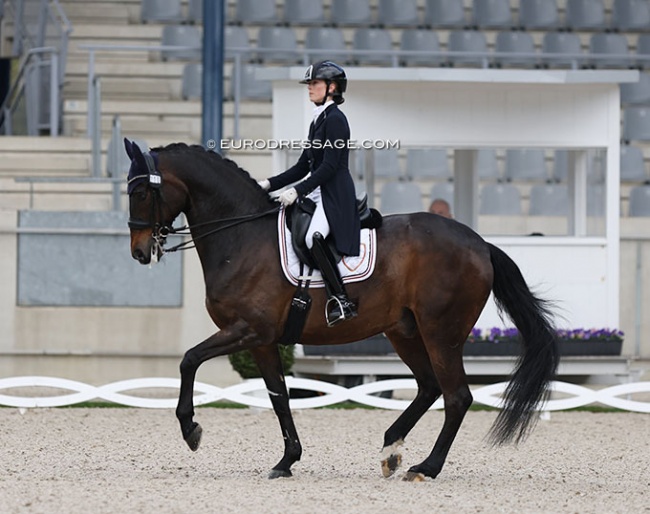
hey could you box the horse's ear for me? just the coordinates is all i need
[130,140,147,170]
[124,138,134,160]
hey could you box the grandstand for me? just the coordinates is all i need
[0,0,648,382]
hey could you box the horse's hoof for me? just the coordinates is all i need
[184,423,203,452]
[403,471,426,482]
[381,453,402,478]
[268,469,292,479]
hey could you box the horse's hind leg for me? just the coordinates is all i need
[380,326,442,478]
[404,331,473,482]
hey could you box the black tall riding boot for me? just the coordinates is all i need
[310,232,358,327]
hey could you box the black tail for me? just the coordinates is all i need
[487,243,560,446]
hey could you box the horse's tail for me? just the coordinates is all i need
[487,243,560,446]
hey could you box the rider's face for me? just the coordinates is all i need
[307,79,332,103]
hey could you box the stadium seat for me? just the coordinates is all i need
[620,144,648,182]
[187,0,202,23]
[529,184,569,215]
[476,148,501,180]
[447,30,489,67]
[429,181,455,212]
[587,185,605,216]
[493,31,537,68]
[233,0,278,25]
[623,107,650,142]
[518,0,559,30]
[628,185,650,216]
[380,181,423,214]
[552,150,606,184]
[225,26,252,62]
[377,0,419,27]
[141,0,183,23]
[611,0,650,31]
[330,0,373,26]
[181,63,202,100]
[373,148,402,178]
[400,29,442,66]
[256,27,300,64]
[406,148,451,180]
[541,32,584,68]
[472,0,513,30]
[232,65,272,101]
[588,33,630,69]
[479,183,522,215]
[352,28,394,66]
[504,149,548,181]
[161,25,201,61]
[638,34,650,69]
[283,0,326,25]
[620,72,650,105]
[565,0,606,31]
[424,0,467,29]
[305,27,348,63]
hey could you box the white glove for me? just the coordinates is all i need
[257,179,270,191]
[277,187,298,207]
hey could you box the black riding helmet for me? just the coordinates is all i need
[300,61,347,105]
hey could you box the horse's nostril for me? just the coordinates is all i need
[132,248,149,264]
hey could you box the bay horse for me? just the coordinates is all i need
[125,139,559,481]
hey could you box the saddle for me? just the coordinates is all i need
[286,194,382,270]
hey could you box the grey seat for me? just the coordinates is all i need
[447,30,489,67]
[233,0,278,25]
[406,148,450,180]
[541,32,583,68]
[304,27,348,63]
[232,64,272,101]
[620,144,648,182]
[161,25,201,61]
[638,34,650,69]
[380,181,423,214]
[493,31,537,68]
[472,0,513,29]
[377,0,419,27]
[225,26,252,62]
[628,185,650,216]
[479,183,522,215]
[529,184,569,215]
[373,148,402,178]
[587,185,605,216]
[187,0,203,23]
[504,149,548,181]
[429,181,455,211]
[518,0,559,30]
[552,150,606,184]
[565,0,606,31]
[141,0,183,23]
[424,0,467,29]
[400,29,442,66]
[611,0,650,31]
[181,63,202,100]
[621,72,650,105]
[476,148,501,180]
[257,27,300,64]
[283,0,326,25]
[623,107,650,142]
[330,0,372,26]
[352,28,394,66]
[589,33,630,69]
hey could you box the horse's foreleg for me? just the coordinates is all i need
[250,345,302,479]
[176,320,260,451]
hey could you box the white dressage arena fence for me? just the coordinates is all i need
[0,376,649,413]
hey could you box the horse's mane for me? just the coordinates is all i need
[151,142,275,207]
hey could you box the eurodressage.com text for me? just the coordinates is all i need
[214,139,400,151]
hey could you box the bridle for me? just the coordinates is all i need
[126,151,280,258]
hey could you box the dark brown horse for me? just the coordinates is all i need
[125,139,559,481]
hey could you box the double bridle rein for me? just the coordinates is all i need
[127,151,280,256]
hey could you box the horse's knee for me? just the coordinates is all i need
[179,350,198,374]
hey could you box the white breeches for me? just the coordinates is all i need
[305,187,330,249]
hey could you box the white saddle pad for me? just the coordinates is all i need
[277,207,377,288]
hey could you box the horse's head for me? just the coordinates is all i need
[125,138,182,265]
